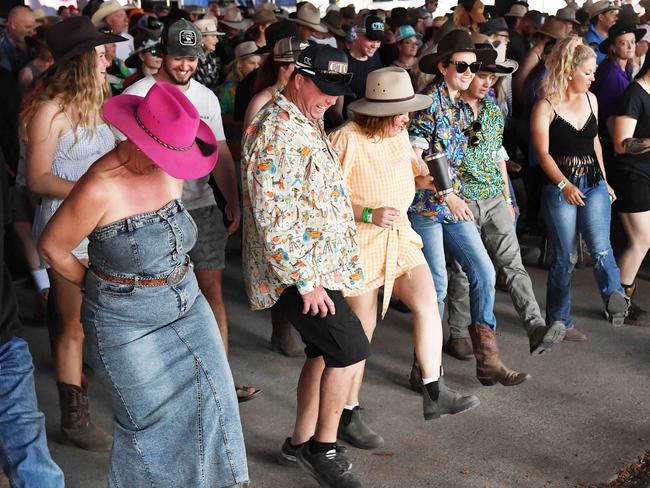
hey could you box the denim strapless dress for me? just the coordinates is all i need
[81,199,248,488]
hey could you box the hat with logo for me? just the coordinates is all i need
[357,14,385,41]
[194,18,224,36]
[599,22,644,53]
[587,0,619,19]
[294,44,354,96]
[103,82,218,180]
[162,19,204,59]
[347,67,432,117]
[293,3,329,34]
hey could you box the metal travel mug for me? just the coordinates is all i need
[424,151,454,195]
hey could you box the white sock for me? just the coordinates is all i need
[31,268,50,293]
[422,375,440,385]
[343,403,359,411]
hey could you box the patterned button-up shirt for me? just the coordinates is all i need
[459,98,507,201]
[241,93,364,310]
[408,79,472,223]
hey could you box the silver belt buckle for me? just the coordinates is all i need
[166,260,189,286]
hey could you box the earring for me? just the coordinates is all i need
[569,76,573,80]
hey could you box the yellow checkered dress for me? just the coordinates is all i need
[330,121,427,317]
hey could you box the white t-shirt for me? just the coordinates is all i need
[123,76,226,210]
[116,32,135,64]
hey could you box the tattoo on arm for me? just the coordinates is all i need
[622,138,650,155]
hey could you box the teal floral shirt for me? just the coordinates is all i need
[408,80,472,223]
[241,93,364,310]
[459,98,507,201]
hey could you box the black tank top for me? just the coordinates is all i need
[547,94,603,187]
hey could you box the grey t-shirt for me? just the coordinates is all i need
[123,76,226,210]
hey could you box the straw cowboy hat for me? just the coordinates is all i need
[587,0,619,19]
[419,29,478,74]
[347,67,433,117]
[293,3,328,34]
[103,82,218,179]
[194,18,224,36]
[46,16,126,65]
[91,0,135,26]
[220,6,253,30]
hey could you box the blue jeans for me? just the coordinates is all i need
[0,337,64,488]
[442,220,497,331]
[409,213,447,316]
[542,177,624,327]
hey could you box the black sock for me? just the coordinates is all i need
[340,406,356,426]
[424,381,440,401]
[309,439,337,455]
[290,439,307,449]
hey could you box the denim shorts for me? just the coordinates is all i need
[188,205,228,270]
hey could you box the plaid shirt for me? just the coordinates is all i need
[408,79,472,223]
[194,51,222,90]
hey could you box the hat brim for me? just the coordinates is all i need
[298,70,354,96]
[102,94,218,180]
[323,22,345,37]
[292,18,329,34]
[599,28,645,53]
[419,47,477,74]
[92,4,130,26]
[202,29,225,35]
[52,32,127,65]
[535,27,564,40]
[493,59,518,76]
[347,93,433,117]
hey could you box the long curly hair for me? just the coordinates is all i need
[538,36,596,106]
[21,49,108,137]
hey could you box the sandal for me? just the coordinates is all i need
[235,384,262,403]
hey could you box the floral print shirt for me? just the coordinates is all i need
[459,98,507,201]
[408,80,472,223]
[241,93,364,310]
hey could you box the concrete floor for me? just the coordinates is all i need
[14,243,650,488]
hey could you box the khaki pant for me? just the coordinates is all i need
[447,195,545,338]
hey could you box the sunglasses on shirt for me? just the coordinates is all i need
[446,60,482,74]
[464,121,482,147]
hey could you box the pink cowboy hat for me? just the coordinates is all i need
[103,83,218,179]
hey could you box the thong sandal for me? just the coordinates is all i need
[235,384,262,403]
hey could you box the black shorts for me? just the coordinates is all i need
[275,287,370,368]
[611,169,650,213]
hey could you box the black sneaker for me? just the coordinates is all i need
[297,444,359,488]
[278,438,348,468]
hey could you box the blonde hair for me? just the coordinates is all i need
[538,36,596,106]
[21,49,108,137]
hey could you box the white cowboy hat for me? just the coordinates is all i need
[347,67,432,117]
[91,0,135,26]
[194,18,225,36]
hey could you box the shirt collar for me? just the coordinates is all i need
[436,79,465,108]
[274,92,326,133]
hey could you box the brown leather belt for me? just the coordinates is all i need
[91,259,191,287]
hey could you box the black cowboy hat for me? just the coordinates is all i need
[419,29,478,74]
[45,16,126,65]
[599,22,645,54]
[474,44,514,74]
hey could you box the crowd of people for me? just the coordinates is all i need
[0,0,648,486]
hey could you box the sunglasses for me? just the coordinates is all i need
[464,121,482,147]
[316,70,354,83]
[146,47,162,58]
[447,60,482,74]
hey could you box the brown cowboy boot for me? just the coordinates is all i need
[468,325,530,386]
[57,382,112,452]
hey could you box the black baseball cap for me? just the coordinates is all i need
[295,44,354,97]
[357,14,385,41]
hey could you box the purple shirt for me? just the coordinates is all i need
[591,58,633,137]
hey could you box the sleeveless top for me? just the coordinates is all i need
[32,112,116,255]
[547,94,603,187]
[88,199,197,279]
